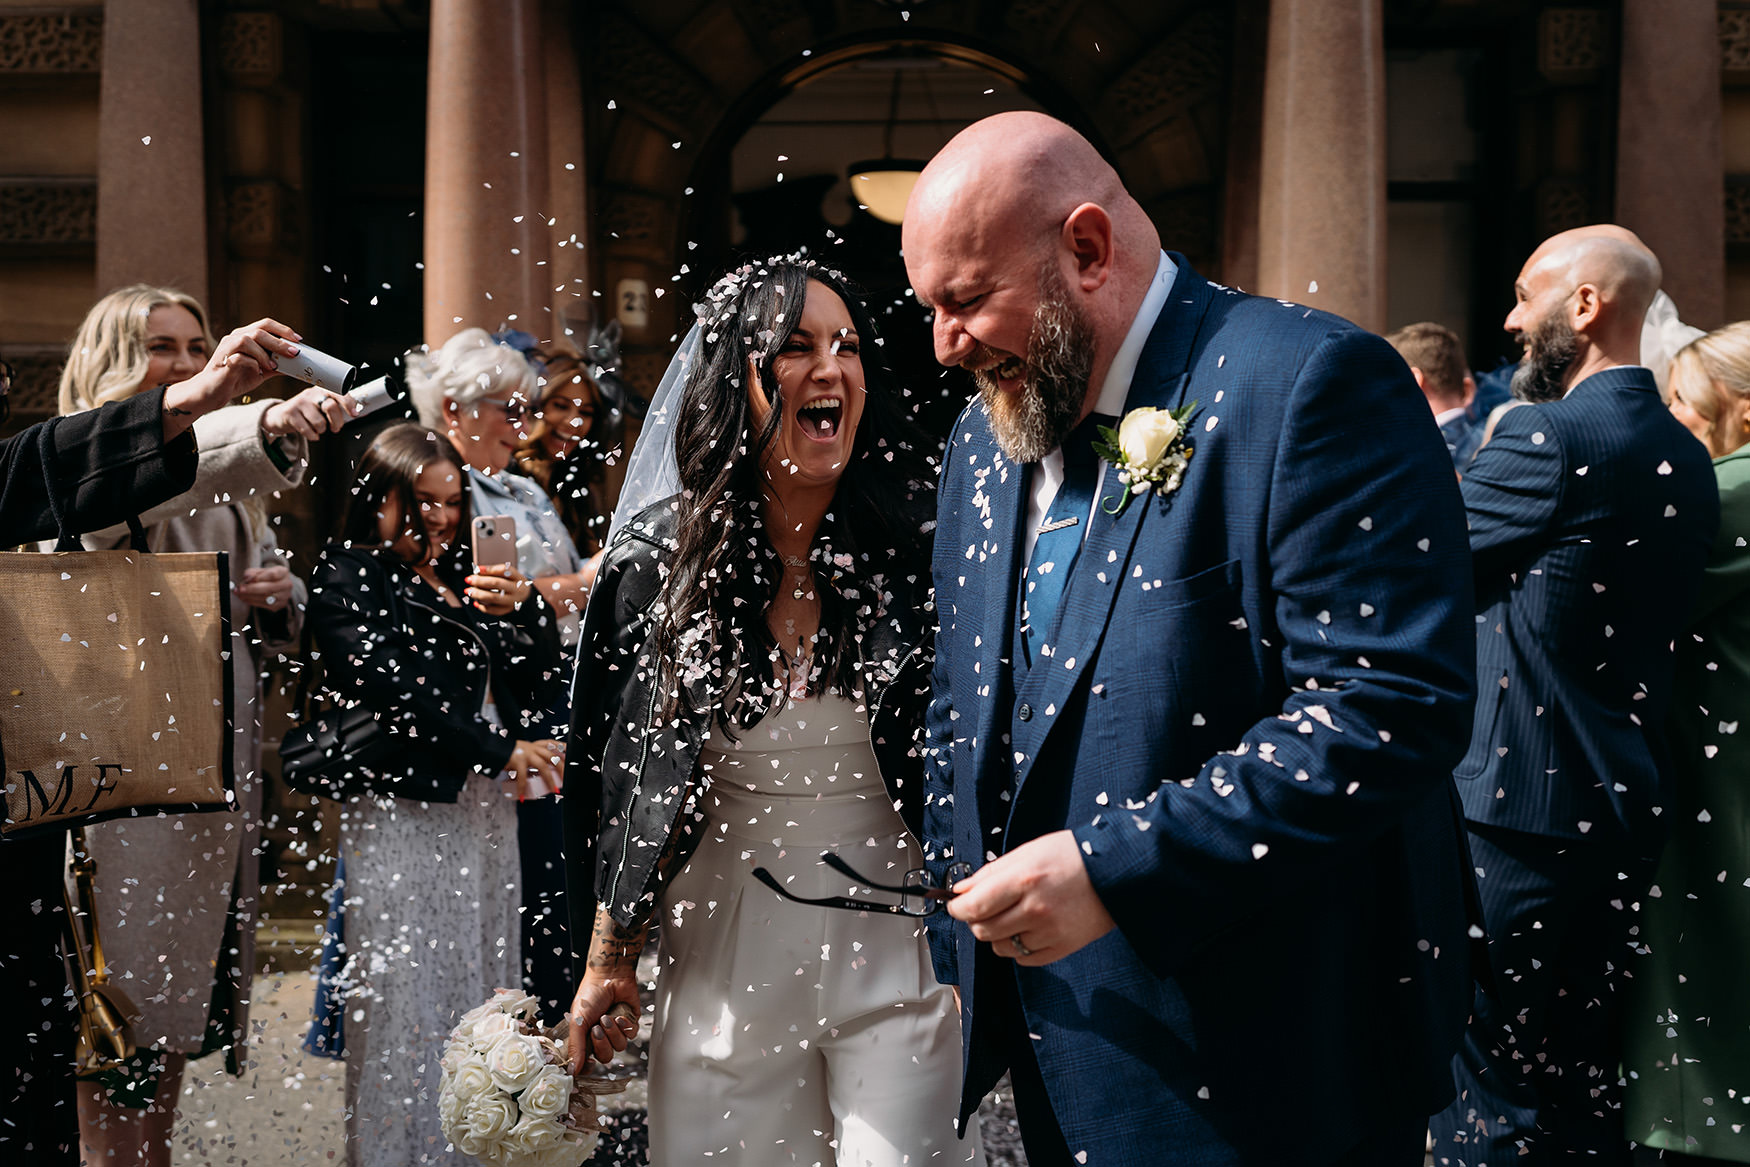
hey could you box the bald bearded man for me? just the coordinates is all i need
[1431,229,1719,1164]
[905,112,1480,1165]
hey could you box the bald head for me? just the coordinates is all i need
[903,113,1162,411]
[907,113,1157,269]
[1507,223,1666,393]
[1524,225,1662,325]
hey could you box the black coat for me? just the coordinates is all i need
[306,543,567,802]
[0,386,197,548]
[561,498,935,938]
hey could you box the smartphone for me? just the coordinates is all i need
[471,514,518,571]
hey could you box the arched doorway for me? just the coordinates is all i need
[582,1,1235,404]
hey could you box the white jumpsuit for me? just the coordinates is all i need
[648,691,985,1167]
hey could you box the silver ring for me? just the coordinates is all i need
[1011,933,1033,957]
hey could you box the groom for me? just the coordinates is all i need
[905,112,1480,1165]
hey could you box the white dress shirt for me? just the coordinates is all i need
[1021,250,1178,564]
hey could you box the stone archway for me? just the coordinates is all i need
[582,0,1237,393]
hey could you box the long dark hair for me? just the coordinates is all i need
[339,422,472,572]
[650,257,936,726]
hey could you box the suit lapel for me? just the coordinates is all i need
[968,436,1026,797]
[1009,259,1214,803]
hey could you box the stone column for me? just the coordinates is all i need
[1617,0,1725,330]
[96,0,209,304]
[543,0,592,338]
[1221,0,1270,293]
[424,0,551,343]
[1256,0,1387,332]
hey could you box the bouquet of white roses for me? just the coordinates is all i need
[437,988,622,1167]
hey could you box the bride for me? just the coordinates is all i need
[560,256,984,1165]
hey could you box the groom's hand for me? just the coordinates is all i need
[945,830,1116,965]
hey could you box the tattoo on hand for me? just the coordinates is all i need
[164,405,193,417]
[586,914,647,974]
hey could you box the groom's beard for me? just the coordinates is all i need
[1510,312,1580,404]
[970,267,1094,464]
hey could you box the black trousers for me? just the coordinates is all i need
[515,796,573,1026]
[1432,822,1656,1166]
[0,830,79,1165]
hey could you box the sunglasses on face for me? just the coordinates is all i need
[751,851,973,918]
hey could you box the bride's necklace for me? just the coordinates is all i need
[781,553,811,601]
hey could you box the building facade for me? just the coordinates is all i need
[0,0,1740,902]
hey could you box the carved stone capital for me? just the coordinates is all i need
[1102,10,1228,143]
[0,10,102,74]
[1537,178,1592,237]
[599,190,669,252]
[225,180,297,258]
[1145,189,1217,265]
[219,11,283,86]
[0,180,97,247]
[1537,8,1606,85]
[1003,0,1076,38]
[592,11,712,131]
[1722,4,1750,83]
[0,347,67,420]
[1725,179,1750,245]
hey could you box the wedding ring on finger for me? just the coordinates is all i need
[1011,933,1034,958]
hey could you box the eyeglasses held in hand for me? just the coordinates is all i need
[751,851,972,918]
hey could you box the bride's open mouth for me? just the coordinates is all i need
[796,396,844,440]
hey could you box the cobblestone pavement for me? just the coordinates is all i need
[173,957,1429,1166]
[171,965,1028,1166]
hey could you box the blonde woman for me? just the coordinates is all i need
[1624,322,1750,1162]
[58,285,351,1166]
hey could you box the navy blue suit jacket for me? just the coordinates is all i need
[1454,367,1718,853]
[924,258,1480,1162]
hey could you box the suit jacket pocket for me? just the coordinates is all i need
[1129,557,1244,614]
[1098,559,1250,741]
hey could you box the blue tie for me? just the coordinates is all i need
[1020,413,1112,668]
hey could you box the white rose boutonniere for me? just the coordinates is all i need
[1092,401,1201,516]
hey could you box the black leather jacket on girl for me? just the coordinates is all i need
[306,543,567,803]
[561,498,936,935]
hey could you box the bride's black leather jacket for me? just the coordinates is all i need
[561,497,935,935]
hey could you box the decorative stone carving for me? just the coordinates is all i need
[1146,189,1217,262]
[593,12,712,129]
[620,349,671,400]
[735,0,808,30]
[1725,180,1750,245]
[0,181,97,246]
[1537,178,1591,237]
[1004,0,1076,37]
[1102,9,1228,139]
[1537,8,1606,84]
[1,348,67,419]
[598,191,667,247]
[0,10,102,73]
[219,11,283,86]
[225,180,296,257]
[1721,5,1750,82]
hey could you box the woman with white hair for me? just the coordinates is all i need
[407,328,589,648]
[406,327,586,1024]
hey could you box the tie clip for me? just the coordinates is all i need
[1036,516,1080,535]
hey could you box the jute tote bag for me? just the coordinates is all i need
[0,418,235,839]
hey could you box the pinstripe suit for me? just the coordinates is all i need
[1432,366,1719,1165]
[924,257,1480,1164]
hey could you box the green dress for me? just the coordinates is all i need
[1624,446,1750,1159]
